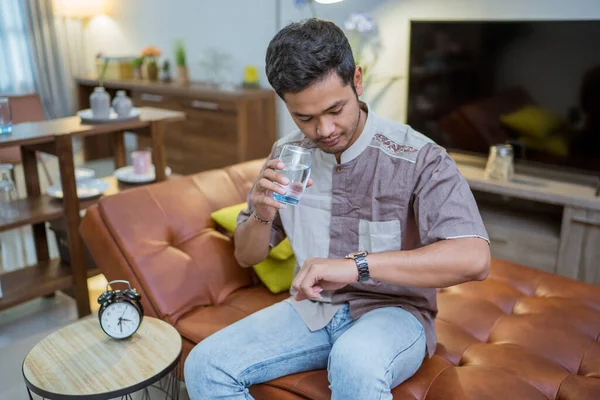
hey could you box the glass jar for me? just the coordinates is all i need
[0,164,18,219]
[484,144,514,182]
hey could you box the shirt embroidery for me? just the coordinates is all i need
[368,133,420,162]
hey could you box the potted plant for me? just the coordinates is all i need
[131,57,144,79]
[142,46,161,81]
[161,60,172,82]
[175,40,189,83]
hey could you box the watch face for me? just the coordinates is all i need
[100,301,141,339]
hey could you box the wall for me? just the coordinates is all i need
[85,0,600,138]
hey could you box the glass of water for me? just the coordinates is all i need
[273,145,312,206]
[0,164,18,219]
[0,98,12,135]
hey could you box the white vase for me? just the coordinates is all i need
[112,90,133,117]
[89,87,110,119]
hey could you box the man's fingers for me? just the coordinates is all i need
[266,159,284,170]
[263,168,290,186]
[292,263,309,293]
[299,268,322,300]
[254,195,286,210]
[306,178,313,188]
[257,178,286,195]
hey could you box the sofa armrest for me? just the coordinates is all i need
[80,205,160,317]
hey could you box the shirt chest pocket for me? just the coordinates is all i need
[358,220,402,254]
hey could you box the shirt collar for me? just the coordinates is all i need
[339,102,376,164]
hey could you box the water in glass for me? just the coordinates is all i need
[0,164,18,219]
[273,145,312,206]
[0,98,12,135]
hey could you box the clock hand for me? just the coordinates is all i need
[121,318,132,322]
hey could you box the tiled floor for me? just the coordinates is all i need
[0,137,190,399]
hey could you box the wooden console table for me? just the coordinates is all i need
[0,108,184,318]
[75,77,277,175]
[452,153,600,285]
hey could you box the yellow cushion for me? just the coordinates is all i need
[268,236,294,260]
[253,255,296,294]
[210,202,247,232]
[500,105,564,138]
[519,135,569,158]
[210,202,294,260]
[210,202,295,293]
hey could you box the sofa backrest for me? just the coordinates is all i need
[93,159,265,324]
[441,87,534,152]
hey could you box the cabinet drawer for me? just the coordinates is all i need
[166,136,238,174]
[180,97,237,113]
[131,91,181,110]
[181,109,237,142]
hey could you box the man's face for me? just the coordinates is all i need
[283,67,364,156]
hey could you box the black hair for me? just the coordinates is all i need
[265,18,356,99]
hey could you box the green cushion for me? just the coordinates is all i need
[500,105,564,138]
[210,202,295,293]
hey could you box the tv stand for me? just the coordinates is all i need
[451,152,600,286]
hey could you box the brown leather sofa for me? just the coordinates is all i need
[80,159,600,399]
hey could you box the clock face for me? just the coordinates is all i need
[100,301,141,339]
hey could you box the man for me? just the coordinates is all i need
[184,19,490,400]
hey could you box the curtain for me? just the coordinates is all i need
[0,0,37,94]
[22,0,73,118]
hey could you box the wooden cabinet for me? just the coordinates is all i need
[75,77,277,175]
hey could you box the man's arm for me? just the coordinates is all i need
[234,212,281,267]
[368,237,490,287]
[292,237,489,300]
[234,159,289,267]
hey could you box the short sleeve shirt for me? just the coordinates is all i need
[237,103,489,358]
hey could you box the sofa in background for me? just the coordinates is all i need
[80,159,600,399]
[440,87,600,172]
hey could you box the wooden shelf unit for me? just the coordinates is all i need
[0,108,184,317]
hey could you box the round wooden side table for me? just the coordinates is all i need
[22,316,182,400]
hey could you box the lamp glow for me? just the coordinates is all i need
[53,0,107,19]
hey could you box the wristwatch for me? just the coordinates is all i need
[345,250,370,282]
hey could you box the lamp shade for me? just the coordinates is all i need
[53,0,107,18]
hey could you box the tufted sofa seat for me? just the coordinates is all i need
[80,159,600,399]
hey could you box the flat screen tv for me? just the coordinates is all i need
[407,20,600,174]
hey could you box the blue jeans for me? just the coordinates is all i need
[184,301,426,400]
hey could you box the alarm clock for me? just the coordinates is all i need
[97,280,144,339]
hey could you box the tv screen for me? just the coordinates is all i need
[407,20,600,173]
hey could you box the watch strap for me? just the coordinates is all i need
[347,251,370,282]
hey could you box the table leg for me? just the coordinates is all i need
[113,131,127,169]
[20,147,49,263]
[55,135,91,318]
[150,121,167,182]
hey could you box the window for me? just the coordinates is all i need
[0,0,36,94]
